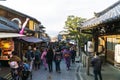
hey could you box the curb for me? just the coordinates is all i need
[75,63,85,80]
[108,63,120,72]
[76,64,80,80]
[78,64,84,80]
[4,73,12,80]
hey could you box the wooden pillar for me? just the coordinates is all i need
[93,32,98,52]
[86,56,90,75]
[104,37,107,62]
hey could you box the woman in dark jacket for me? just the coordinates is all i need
[46,47,54,72]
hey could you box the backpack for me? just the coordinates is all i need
[23,63,29,71]
[35,54,40,61]
[25,51,32,61]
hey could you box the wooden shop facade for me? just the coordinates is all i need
[81,1,120,67]
[0,4,43,65]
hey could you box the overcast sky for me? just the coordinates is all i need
[0,0,118,37]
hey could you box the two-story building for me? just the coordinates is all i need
[0,4,44,65]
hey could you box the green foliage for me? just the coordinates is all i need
[64,15,92,46]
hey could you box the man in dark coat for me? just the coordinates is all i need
[46,47,54,72]
[91,52,102,80]
[70,47,76,64]
[25,46,34,63]
[33,47,41,70]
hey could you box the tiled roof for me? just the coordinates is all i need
[0,16,19,30]
[0,4,40,23]
[0,16,19,32]
[82,0,120,29]
[0,23,15,31]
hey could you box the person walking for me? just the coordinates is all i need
[41,48,48,70]
[70,47,76,64]
[33,47,41,70]
[25,46,34,64]
[63,48,71,70]
[54,49,62,73]
[9,51,22,80]
[91,52,103,80]
[46,47,54,72]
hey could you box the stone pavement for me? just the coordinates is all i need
[32,60,78,80]
[2,59,120,80]
[78,63,120,80]
[0,67,11,80]
[0,60,79,80]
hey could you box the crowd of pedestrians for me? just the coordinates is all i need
[8,44,77,80]
[8,44,103,80]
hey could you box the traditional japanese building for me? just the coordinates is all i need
[0,4,44,65]
[81,0,120,67]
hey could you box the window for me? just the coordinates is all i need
[107,38,117,50]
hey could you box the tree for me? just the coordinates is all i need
[64,15,92,57]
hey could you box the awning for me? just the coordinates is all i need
[0,23,15,31]
[0,33,25,38]
[19,36,43,43]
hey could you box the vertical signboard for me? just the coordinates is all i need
[115,44,120,63]
[87,41,94,53]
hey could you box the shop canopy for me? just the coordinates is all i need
[0,33,25,38]
[19,36,43,43]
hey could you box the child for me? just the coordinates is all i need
[22,60,30,80]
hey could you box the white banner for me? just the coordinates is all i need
[87,41,94,52]
[115,44,120,63]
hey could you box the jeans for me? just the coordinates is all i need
[94,70,102,80]
[55,61,60,72]
[48,61,53,72]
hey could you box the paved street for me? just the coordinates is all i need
[78,63,120,80]
[1,60,120,80]
[32,60,78,80]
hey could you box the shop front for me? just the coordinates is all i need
[17,36,43,57]
[81,0,120,68]
[0,33,24,66]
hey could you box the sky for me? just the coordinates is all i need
[0,0,118,37]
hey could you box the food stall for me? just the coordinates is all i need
[0,38,14,66]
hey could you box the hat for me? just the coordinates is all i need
[9,61,19,68]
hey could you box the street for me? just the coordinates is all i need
[32,60,78,80]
